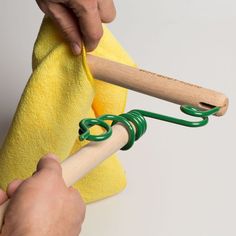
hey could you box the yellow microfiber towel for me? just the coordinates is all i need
[0,17,135,203]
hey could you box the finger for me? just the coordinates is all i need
[46,2,82,55]
[98,0,116,23]
[6,179,23,198]
[0,189,8,205]
[36,154,62,177]
[69,0,103,51]
[36,0,49,13]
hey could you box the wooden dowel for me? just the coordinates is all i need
[0,202,7,228]
[0,124,129,228]
[0,55,229,227]
[87,55,229,116]
[62,124,129,187]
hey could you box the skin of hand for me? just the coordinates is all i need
[0,154,86,236]
[36,0,116,55]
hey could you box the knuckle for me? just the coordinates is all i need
[47,3,56,14]
[49,8,64,22]
[62,24,77,35]
[70,0,97,15]
[60,25,79,43]
[80,0,97,11]
[51,11,62,21]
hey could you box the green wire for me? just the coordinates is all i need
[79,105,220,150]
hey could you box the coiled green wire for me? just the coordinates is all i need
[79,105,220,150]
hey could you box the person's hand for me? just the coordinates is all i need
[36,0,116,55]
[0,154,86,236]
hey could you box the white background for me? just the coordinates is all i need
[0,1,236,235]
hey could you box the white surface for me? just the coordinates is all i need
[0,1,235,235]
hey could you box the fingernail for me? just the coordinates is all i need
[71,43,81,55]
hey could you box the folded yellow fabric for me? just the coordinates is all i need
[0,17,135,203]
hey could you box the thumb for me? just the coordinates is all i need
[36,154,62,176]
[43,2,82,55]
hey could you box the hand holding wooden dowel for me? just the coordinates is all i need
[0,124,130,229]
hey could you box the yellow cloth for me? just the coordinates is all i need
[0,17,135,203]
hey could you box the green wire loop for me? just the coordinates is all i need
[79,105,220,150]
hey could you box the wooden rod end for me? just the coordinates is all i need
[198,93,229,116]
[215,96,229,116]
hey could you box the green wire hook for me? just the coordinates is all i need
[136,105,220,128]
[79,105,220,150]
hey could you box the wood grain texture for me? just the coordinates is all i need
[87,55,228,116]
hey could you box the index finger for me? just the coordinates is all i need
[69,0,103,51]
